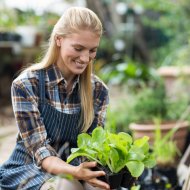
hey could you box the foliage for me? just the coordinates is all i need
[105,103,131,133]
[134,0,190,66]
[67,127,156,177]
[16,9,42,26]
[103,67,190,132]
[104,107,117,133]
[98,56,151,86]
[95,0,190,90]
[131,83,166,122]
[152,118,181,166]
[123,79,190,125]
[162,43,190,66]
[0,7,43,30]
[0,4,60,33]
[0,6,17,30]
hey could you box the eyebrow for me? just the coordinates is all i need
[72,44,98,50]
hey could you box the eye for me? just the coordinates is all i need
[74,47,82,52]
[90,49,97,53]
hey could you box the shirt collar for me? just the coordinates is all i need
[46,64,80,88]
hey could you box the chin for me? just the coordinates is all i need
[72,68,86,75]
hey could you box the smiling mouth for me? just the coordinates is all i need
[75,61,86,68]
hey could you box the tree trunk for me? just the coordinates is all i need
[85,0,121,36]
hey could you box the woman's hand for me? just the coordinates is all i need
[73,161,110,190]
[42,157,110,189]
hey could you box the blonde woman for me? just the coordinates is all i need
[0,7,109,190]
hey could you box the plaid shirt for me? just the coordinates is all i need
[11,64,109,165]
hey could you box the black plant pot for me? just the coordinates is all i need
[106,172,123,189]
[137,168,179,190]
[121,169,136,188]
[156,166,178,188]
[92,165,123,189]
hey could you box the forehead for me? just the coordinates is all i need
[66,30,100,48]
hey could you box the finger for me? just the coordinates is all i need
[83,170,105,180]
[81,162,106,176]
[87,178,110,190]
[91,170,105,178]
[81,161,97,168]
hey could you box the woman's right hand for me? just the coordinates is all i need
[73,161,110,190]
[42,157,110,189]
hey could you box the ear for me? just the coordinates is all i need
[55,35,61,47]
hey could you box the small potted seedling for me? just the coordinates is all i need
[67,127,156,189]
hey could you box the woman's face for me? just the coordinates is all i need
[56,30,100,80]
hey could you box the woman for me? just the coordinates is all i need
[0,7,110,190]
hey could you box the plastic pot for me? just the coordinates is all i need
[121,169,136,188]
[92,165,123,189]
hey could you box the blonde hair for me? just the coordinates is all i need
[27,7,103,132]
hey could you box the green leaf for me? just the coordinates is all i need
[70,148,80,154]
[134,136,150,153]
[143,154,156,168]
[127,146,145,161]
[77,133,92,148]
[126,161,145,177]
[108,134,129,155]
[66,150,102,165]
[118,132,133,145]
[109,148,120,173]
[92,127,106,143]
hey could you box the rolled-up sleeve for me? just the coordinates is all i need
[11,81,57,166]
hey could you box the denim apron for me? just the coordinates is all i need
[0,69,82,190]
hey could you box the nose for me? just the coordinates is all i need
[80,52,90,63]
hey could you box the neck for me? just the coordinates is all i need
[56,61,76,85]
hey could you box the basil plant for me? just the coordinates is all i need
[67,127,156,177]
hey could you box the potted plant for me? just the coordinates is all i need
[154,118,181,186]
[67,127,156,189]
[127,80,190,153]
[152,118,181,166]
[136,118,182,189]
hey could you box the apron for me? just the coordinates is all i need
[0,69,82,190]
